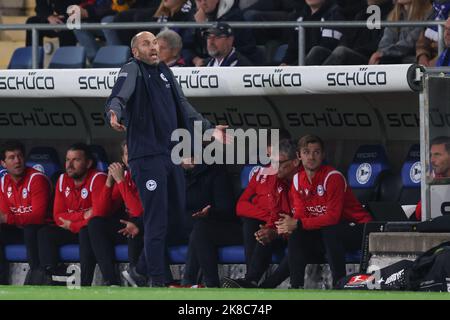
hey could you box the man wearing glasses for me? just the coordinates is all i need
[223,139,300,288]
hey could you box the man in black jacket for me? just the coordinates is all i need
[178,160,240,288]
[190,0,259,66]
[26,0,79,46]
[204,22,253,66]
[105,31,229,287]
[281,0,344,65]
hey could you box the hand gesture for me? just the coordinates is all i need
[192,205,211,218]
[118,220,140,238]
[109,111,126,132]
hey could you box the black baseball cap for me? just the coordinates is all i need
[203,22,233,37]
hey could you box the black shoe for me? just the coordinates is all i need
[45,265,71,286]
[222,277,258,288]
[148,279,165,287]
[122,265,147,287]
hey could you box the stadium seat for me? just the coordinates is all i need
[0,166,6,178]
[26,146,62,178]
[347,145,391,205]
[240,164,262,189]
[5,244,28,262]
[399,144,421,204]
[8,46,44,69]
[89,144,109,172]
[271,44,288,65]
[115,244,129,262]
[92,46,131,68]
[48,46,86,69]
[379,144,421,205]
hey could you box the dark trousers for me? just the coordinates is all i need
[322,46,369,65]
[288,222,365,288]
[87,216,143,285]
[25,16,77,46]
[38,225,97,286]
[0,224,43,284]
[246,238,289,288]
[184,219,243,287]
[129,155,185,285]
[242,217,264,268]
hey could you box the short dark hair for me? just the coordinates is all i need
[67,143,96,166]
[279,139,297,160]
[431,136,450,153]
[297,134,325,152]
[0,140,25,161]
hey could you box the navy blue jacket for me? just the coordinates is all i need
[105,59,212,161]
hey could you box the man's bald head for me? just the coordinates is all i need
[130,31,160,65]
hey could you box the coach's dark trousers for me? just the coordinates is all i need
[288,222,365,288]
[129,154,185,286]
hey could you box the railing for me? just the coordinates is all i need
[0,20,447,68]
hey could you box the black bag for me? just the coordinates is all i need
[408,241,450,292]
[415,215,450,232]
[337,260,413,291]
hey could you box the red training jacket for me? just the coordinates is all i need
[0,167,51,226]
[100,170,143,218]
[53,168,107,233]
[291,165,372,230]
[236,166,293,228]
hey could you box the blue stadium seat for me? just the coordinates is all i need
[0,166,6,178]
[347,145,390,205]
[49,46,86,69]
[5,244,28,262]
[89,144,109,172]
[168,245,189,264]
[59,244,80,262]
[8,46,44,69]
[26,146,61,178]
[271,44,288,65]
[115,244,129,262]
[240,165,262,189]
[399,144,421,204]
[92,46,131,68]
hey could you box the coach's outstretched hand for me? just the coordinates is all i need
[109,111,126,132]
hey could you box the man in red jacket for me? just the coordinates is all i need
[276,135,372,288]
[0,140,51,284]
[37,143,108,286]
[224,139,301,288]
[93,141,146,287]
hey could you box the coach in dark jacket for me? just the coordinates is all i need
[105,31,228,287]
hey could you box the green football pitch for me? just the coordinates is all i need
[0,286,449,300]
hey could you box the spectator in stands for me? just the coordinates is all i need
[25,0,79,47]
[112,0,195,50]
[157,29,186,67]
[87,141,145,286]
[222,139,301,289]
[204,22,253,66]
[414,136,450,220]
[37,143,109,286]
[276,135,372,288]
[281,0,345,65]
[436,17,450,66]
[369,0,432,65]
[176,158,238,288]
[241,0,304,44]
[320,0,393,65]
[189,0,258,66]
[67,0,134,62]
[105,31,230,287]
[416,1,450,67]
[0,140,51,285]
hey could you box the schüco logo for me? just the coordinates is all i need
[78,71,117,90]
[0,72,55,90]
[175,70,219,89]
[243,69,301,88]
[327,67,387,86]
